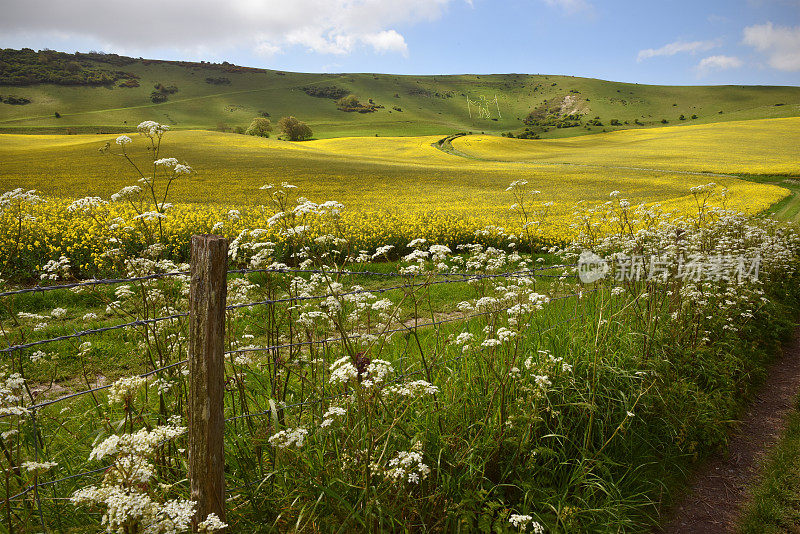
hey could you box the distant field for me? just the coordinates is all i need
[450,117,800,176]
[1,51,799,139]
[0,115,793,282]
[0,119,791,223]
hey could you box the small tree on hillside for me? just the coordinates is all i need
[336,94,360,110]
[245,117,272,137]
[278,116,313,141]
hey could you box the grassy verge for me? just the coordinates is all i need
[738,174,800,224]
[739,394,800,533]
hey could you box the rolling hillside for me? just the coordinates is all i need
[1,48,799,139]
[0,118,793,217]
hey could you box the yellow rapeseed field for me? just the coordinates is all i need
[450,117,800,175]
[0,119,791,275]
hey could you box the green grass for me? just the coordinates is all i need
[739,395,800,533]
[737,175,800,224]
[1,51,798,139]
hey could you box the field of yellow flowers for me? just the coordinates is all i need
[451,117,800,175]
[0,118,792,277]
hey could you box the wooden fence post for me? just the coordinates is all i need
[188,235,228,528]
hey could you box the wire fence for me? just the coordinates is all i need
[0,257,593,524]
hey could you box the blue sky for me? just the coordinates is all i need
[1,0,798,85]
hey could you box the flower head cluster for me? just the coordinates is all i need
[40,255,71,281]
[107,375,147,405]
[72,424,202,534]
[268,427,308,449]
[22,461,57,473]
[385,443,430,484]
[385,380,439,398]
[329,356,359,385]
[68,196,107,213]
[0,371,28,418]
[508,514,544,533]
[320,406,347,428]
[137,120,169,137]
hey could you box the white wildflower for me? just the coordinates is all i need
[268,427,308,449]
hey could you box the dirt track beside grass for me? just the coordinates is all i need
[659,328,800,533]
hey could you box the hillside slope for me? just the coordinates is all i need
[1,48,799,139]
[0,119,793,215]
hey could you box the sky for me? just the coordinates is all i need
[1,0,799,86]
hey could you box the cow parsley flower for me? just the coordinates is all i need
[197,513,228,532]
[22,461,57,473]
[107,376,147,405]
[385,444,430,484]
[329,356,358,385]
[154,158,179,167]
[508,514,544,532]
[268,427,308,449]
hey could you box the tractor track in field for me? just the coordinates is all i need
[432,133,741,179]
[657,327,800,534]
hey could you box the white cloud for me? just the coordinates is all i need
[540,0,591,14]
[361,30,408,56]
[743,22,800,71]
[255,42,282,57]
[696,55,744,74]
[637,40,719,62]
[0,0,455,57]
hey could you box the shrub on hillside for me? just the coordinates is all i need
[302,85,349,100]
[278,116,313,141]
[245,117,272,137]
[153,83,178,95]
[336,94,381,113]
[0,95,31,105]
[0,48,137,86]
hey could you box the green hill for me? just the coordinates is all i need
[1,48,799,139]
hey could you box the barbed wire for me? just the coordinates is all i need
[231,263,577,279]
[0,263,576,299]
[223,307,586,494]
[0,271,190,298]
[225,270,576,312]
[1,313,188,354]
[2,263,589,508]
[1,359,189,419]
[223,290,594,423]
[8,301,588,504]
[7,466,110,501]
[4,269,576,354]
[225,288,592,357]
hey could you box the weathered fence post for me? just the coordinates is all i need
[188,235,228,529]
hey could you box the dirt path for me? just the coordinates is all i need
[659,328,800,533]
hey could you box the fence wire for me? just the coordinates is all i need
[1,262,590,510]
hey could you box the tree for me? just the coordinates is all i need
[245,117,272,137]
[278,116,313,141]
[336,94,360,110]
